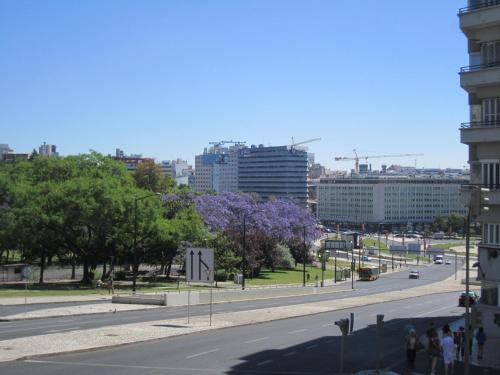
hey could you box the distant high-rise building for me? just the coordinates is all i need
[459,0,500,334]
[38,142,58,157]
[159,160,174,178]
[238,145,308,206]
[194,145,242,193]
[172,158,191,178]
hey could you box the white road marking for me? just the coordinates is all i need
[256,360,273,366]
[322,323,336,327]
[306,344,318,350]
[24,360,228,372]
[186,348,220,359]
[414,304,457,317]
[288,329,307,334]
[283,351,297,357]
[44,327,80,334]
[244,337,269,344]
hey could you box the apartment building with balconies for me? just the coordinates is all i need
[459,0,500,337]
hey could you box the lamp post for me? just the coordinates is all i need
[378,224,382,272]
[133,192,161,293]
[303,225,307,287]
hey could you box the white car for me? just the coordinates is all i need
[445,260,451,265]
[434,259,443,265]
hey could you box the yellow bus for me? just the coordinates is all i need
[359,266,380,281]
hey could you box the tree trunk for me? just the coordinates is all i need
[71,256,76,280]
[166,258,173,278]
[82,258,91,285]
[39,250,46,285]
[101,262,107,281]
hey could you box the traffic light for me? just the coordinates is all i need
[494,313,500,327]
[376,314,384,328]
[335,318,350,336]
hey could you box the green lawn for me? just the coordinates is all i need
[245,266,334,286]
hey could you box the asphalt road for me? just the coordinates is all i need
[0,291,467,375]
[0,261,458,341]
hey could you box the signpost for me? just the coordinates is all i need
[186,248,214,325]
[21,266,32,313]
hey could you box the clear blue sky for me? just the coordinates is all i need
[0,0,469,170]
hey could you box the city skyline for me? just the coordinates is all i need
[1,1,467,169]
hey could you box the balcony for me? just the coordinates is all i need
[477,244,500,283]
[460,62,500,93]
[460,120,500,143]
[459,1,500,39]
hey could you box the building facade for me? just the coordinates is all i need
[318,176,467,226]
[238,145,308,206]
[194,145,241,194]
[459,0,500,337]
[38,142,58,157]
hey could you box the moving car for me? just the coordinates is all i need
[445,259,451,265]
[458,291,479,307]
[362,255,372,261]
[409,270,420,279]
[434,255,444,264]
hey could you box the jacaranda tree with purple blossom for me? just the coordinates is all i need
[195,192,320,275]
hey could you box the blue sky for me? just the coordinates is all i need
[0,0,468,170]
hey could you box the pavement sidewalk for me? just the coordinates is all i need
[0,272,465,362]
[0,294,111,306]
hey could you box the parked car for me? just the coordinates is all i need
[409,270,420,279]
[362,255,372,261]
[458,291,479,307]
[434,258,443,264]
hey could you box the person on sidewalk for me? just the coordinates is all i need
[475,327,487,360]
[442,327,455,375]
[454,326,465,361]
[428,330,441,375]
[405,329,418,368]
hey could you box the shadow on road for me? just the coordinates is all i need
[226,315,500,375]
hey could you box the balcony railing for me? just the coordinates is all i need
[459,0,500,14]
[460,61,500,73]
[460,120,500,128]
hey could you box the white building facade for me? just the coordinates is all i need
[318,176,467,225]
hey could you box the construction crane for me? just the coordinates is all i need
[334,149,424,173]
[208,140,246,148]
[287,137,321,151]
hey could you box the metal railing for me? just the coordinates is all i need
[460,120,500,128]
[459,0,500,14]
[460,61,500,73]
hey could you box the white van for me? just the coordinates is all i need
[434,254,444,264]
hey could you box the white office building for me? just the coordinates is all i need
[318,176,467,226]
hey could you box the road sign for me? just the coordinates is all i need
[21,266,32,280]
[186,248,214,283]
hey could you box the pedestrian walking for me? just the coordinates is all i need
[442,328,455,375]
[406,329,418,368]
[475,327,487,360]
[454,326,465,361]
[428,330,441,375]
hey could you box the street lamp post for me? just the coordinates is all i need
[303,225,307,287]
[378,224,381,272]
[133,192,161,293]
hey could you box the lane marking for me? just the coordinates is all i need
[288,329,307,334]
[283,351,297,357]
[414,304,457,317]
[322,323,336,327]
[186,348,220,359]
[306,344,318,350]
[256,360,273,366]
[244,337,269,344]
[24,360,229,372]
[44,327,80,334]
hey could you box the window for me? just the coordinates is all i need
[483,223,500,245]
[481,162,500,189]
[481,41,500,66]
[482,98,500,123]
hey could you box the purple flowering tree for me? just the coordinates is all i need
[195,192,320,273]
